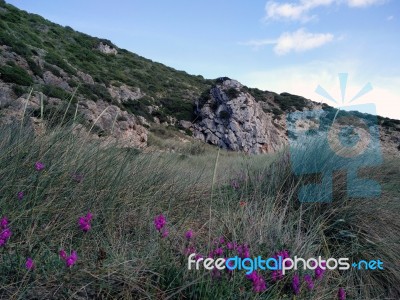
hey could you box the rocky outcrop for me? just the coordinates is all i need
[108,85,144,103]
[78,100,147,148]
[189,79,287,154]
[96,42,118,55]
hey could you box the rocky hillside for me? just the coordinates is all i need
[0,1,399,155]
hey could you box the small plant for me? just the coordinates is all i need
[225,87,240,99]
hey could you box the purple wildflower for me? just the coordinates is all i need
[59,249,78,268]
[25,258,35,270]
[0,217,11,247]
[78,212,93,232]
[17,191,24,201]
[185,230,193,240]
[211,267,222,280]
[34,161,45,171]
[271,270,283,282]
[214,247,224,256]
[59,249,67,260]
[71,173,84,183]
[338,288,346,300]
[184,246,196,256]
[195,254,203,261]
[237,244,250,258]
[161,228,169,238]
[315,261,326,279]
[292,274,301,295]
[226,242,236,250]
[1,217,8,228]
[231,179,240,190]
[246,271,267,293]
[154,214,166,232]
[304,274,314,290]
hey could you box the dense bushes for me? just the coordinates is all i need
[26,58,43,77]
[41,84,69,99]
[275,92,307,111]
[0,62,33,86]
[78,83,112,101]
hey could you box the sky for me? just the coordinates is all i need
[6,0,400,119]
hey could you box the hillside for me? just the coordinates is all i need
[0,0,399,155]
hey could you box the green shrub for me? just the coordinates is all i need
[43,62,61,77]
[272,107,283,116]
[160,97,195,121]
[41,84,68,99]
[225,87,240,99]
[27,58,43,77]
[78,83,112,101]
[45,52,76,75]
[0,63,33,85]
[124,99,152,120]
[12,84,26,97]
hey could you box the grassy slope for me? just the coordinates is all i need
[0,118,399,299]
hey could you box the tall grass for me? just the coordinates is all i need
[0,110,399,299]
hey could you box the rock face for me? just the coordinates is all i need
[108,85,144,103]
[78,100,147,148]
[191,79,286,154]
[96,42,118,55]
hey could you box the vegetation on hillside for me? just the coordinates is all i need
[0,107,399,299]
[0,1,213,124]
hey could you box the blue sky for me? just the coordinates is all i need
[6,0,400,119]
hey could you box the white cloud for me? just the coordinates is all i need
[241,29,334,55]
[274,29,334,54]
[265,0,387,22]
[346,0,386,7]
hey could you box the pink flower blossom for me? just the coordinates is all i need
[226,242,236,250]
[184,246,196,256]
[0,217,8,228]
[315,261,326,280]
[271,270,283,282]
[59,249,78,268]
[292,274,301,295]
[161,228,169,238]
[25,258,34,270]
[185,230,193,240]
[246,271,267,293]
[338,288,346,300]
[304,274,314,290]
[78,212,93,232]
[195,254,203,261]
[59,249,67,260]
[71,173,84,183]
[34,161,45,171]
[237,244,250,258]
[211,267,222,280]
[214,247,223,256]
[0,217,11,247]
[17,191,24,201]
[154,214,166,232]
